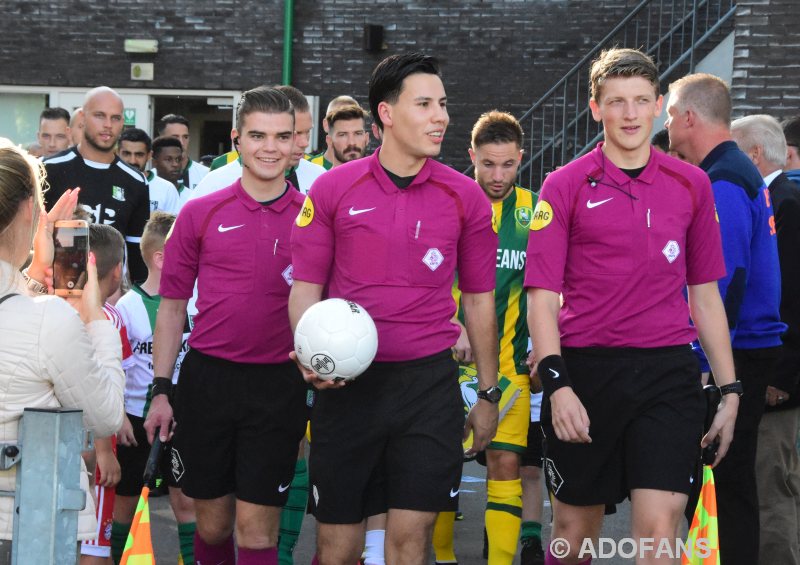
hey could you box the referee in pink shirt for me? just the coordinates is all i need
[290,53,499,565]
[145,87,308,565]
[525,49,740,565]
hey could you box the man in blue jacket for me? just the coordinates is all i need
[666,73,786,565]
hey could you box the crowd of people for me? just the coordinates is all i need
[0,46,798,565]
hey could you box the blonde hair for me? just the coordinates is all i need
[590,48,659,102]
[140,211,176,266]
[0,138,45,247]
[0,139,46,292]
[668,73,731,126]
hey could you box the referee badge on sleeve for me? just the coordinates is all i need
[530,200,553,231]
[296,196,314,227]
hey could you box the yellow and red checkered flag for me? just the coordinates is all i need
[682,465,720,565]
[122,431,163,565]
[120,486,155,565]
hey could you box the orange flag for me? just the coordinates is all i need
[120,486,155,565]
[682,466,720,565]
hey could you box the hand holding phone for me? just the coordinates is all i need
[27,188,81,289]
[65,251,106,324]
[53,220,88,296]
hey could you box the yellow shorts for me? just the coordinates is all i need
[488,373,530,453]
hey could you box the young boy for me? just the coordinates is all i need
[81,223,133,565]
[113,211,196,565]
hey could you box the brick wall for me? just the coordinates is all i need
[13,1,783,170]
[731,0,800,120]
[2,0,642,171]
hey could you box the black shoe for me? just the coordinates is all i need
[520,537,545,565]
[454,510,464,521]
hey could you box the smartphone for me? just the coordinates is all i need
[53,220,89,297]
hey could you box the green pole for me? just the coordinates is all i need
[282,0,294,85]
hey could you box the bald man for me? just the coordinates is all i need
[44,86,150,282]
[666,74,785,565]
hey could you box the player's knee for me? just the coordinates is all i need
[318,539,362,564]
[235,518,277,549]
[487,448,521,480]
[196,521,234,546]
[631,511,682,542]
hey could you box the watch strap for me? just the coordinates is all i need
[477,386,502,404]
[719,381,743,397]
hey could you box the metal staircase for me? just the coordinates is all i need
[489,0,737,190]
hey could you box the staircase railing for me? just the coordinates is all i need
[468,0,737,190]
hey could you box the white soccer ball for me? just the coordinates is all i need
[294,298,379,381]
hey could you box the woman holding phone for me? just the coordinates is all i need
[0,138,124,559]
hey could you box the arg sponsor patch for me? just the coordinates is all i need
[530,200,553,231]
[112,185,125,201]
[296,196,314,227]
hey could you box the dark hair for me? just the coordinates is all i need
[651,128,670,152]
[152,135,183,157]
[89,223,125,280]
[40,107,70,124]
[274,85,310,113]
[471,110,524,148]
[368,52,441,131]
[119,128,152,152]
[782,115,800,147]
[590,48,659,101]
[235,87,294,131]
[326,105,368,130]
[156,114,189,136]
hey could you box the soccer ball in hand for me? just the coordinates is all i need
[294,298,379,381]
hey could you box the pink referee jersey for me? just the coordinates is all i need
[291,148,497,362]
[161,179,304,364]
[524,143,726,348]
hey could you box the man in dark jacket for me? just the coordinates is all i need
[732,113,800,565]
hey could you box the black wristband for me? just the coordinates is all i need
[538,354,572,396]
[151,377,173,399]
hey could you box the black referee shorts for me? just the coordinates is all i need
[541,345,704,506]
[309,350,464,524]
[172,348,309,506]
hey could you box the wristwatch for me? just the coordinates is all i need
[151,377,173,399]
[21,268,47,295]
[718,381,744,397]
[477,386,502,404]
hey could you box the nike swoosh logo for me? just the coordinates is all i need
[278,483,291,493]
[218,223,245,232]
[349,206,376,216]
[549,368,560,379]
[449,488,459,498]
[586,198,613,209]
